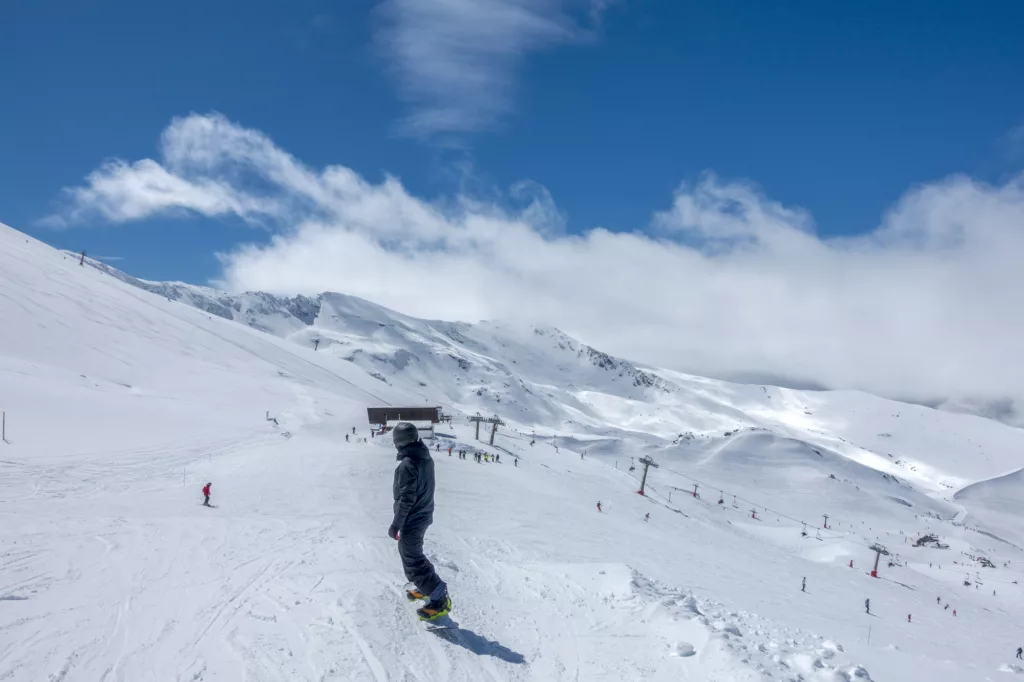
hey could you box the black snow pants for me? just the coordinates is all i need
[203,495,210,506]
[398,524,442,596]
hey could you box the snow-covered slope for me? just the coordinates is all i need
[90,255,1024,494]
[955,468,1024,546]
[3,221,1024,681]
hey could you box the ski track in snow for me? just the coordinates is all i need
[0,430,880,682]
[2,222,1023,680]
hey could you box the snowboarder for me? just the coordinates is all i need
[1015,647,1022,659]
[864,598,870,614]
[388,422,451,621]
[202,482,212,507]
[644,513,650,522]
[802,577,806,593]
[597,501,602,513]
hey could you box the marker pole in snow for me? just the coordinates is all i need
[1,411,5,443]
[692,484,699,498]
[823,514,830,529]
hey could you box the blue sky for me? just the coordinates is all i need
[4,0,1023,282]
[4,1,1024,413]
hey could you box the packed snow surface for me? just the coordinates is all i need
[2,221,1024,681]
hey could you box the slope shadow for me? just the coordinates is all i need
[428,618,525,664]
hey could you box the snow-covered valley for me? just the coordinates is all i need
[2,221,1023,681]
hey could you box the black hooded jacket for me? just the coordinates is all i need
[392,441,435,531]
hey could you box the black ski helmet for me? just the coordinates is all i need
[392,422,419,449]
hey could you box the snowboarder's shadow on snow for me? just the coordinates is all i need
[427,618,526,664]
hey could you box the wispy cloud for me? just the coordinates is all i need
[1004,122,1024,160]
[375,0,612,140]
[310,13,335,33]
[46,112,1024,423]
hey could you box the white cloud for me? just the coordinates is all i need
[48,113,1024,422]
[375,0,610,139]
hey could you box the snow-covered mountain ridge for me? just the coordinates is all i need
[85,253,1024,494]
[4,222,1023,680]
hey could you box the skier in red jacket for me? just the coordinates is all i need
[202,482,212,507]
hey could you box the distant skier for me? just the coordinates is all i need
[907,614,911,623]
[1015,647,1022,659]
[802,577,806,593]
[644,513,650,522]
[202,482,212,507]
[597,501,602,513]
[937,596,941,605]
[495,454,500,463]
[953,609,956,617]
[345,434,350,442]
[352,427,356,435]
[864,598,870,614]
[435,443,440,453]
[514,457,519,467]
[388,422,451,621]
